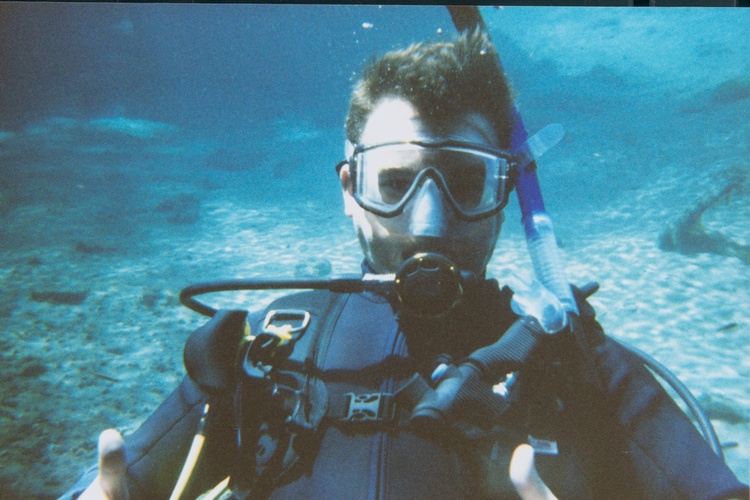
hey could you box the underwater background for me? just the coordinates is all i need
[0,5,748,498]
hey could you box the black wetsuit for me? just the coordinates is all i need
[60,279,748,499]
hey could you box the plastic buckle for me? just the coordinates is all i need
[262,309,311,338]
[246,309,311,367]
[343,393,394,423]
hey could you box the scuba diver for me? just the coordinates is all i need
[62,30,748,500]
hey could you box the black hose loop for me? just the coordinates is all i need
[614,338,724,459]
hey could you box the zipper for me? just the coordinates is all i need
[369,317,407,500]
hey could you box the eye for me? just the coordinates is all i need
[443,160,486,207]
[378,169,415,204]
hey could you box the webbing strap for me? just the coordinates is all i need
[230,290,349,499]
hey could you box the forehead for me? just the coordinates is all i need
[360,97,499,148]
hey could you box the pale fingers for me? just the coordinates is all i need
[77,429,129,500]
[98,429,129,500]
[509,444,557,500]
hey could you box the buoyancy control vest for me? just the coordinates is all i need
[182,278,749,500]
[184,278,655,500]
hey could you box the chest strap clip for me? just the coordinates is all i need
[326,392,398,424]
[344,393,396,423]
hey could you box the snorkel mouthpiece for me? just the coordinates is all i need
[395,253,476,317]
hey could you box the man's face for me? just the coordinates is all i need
[340,97,505,275]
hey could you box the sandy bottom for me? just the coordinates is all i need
[0,159,748,498]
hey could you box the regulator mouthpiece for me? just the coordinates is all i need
[394,253,476,317]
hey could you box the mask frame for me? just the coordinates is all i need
[338,139,518,222]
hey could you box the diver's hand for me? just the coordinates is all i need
[510,444,557,500]
[78,429,130,500]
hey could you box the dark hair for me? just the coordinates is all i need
[345,29,514,148]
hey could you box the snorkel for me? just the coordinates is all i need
[447,6,578,324]
[512,126,578,316]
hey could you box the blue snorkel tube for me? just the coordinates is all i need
[511,122,578,325]
[513,125,578,316]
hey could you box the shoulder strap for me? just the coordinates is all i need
[231,290,349,499]
[253,289,349,370]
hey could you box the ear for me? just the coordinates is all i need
[339,162,357,218]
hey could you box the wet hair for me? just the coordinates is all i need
[345,29,514,149]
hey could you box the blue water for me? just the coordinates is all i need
[0,5,748,497]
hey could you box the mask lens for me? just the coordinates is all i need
[377,169,417,205]
[354,142,510,218]
[439,149,489,211]
[357,144,421,208]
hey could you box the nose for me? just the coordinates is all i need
[408,178,452,237]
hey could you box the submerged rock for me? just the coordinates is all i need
[155,194,200,225]
[678,75,750,113]
[29,290,88,305]
[711,75,750,105]
[294,258,333,279]
[658,166,749,264]
[155,193,200,213]
[166,212,200,225]
[20,360,48,378]
[698,393,750,425]
[73,241,118,255]
[141,288,171,308]
[141,289,162,308]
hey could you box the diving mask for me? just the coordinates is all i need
[339,124,565,222]
[346,140,515,221]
